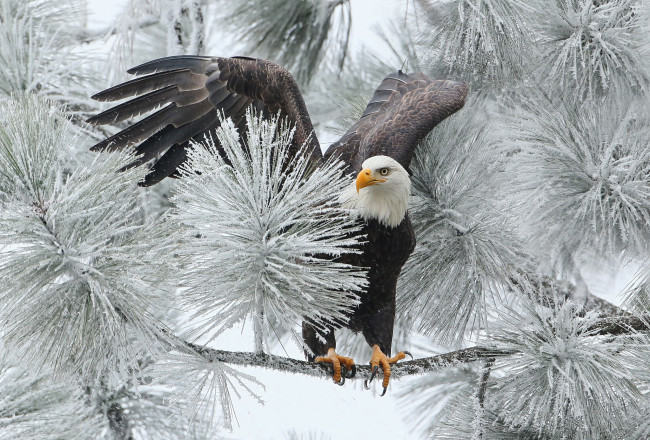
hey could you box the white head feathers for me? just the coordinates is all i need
[339,155,411,228]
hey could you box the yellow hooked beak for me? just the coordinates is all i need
[356,168,386,193]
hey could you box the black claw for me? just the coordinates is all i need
[370,365,379,382]
[336,375,345,386]
[380,386,387,397]
[404,350,413,360]
[348,364,356,379]
[364,365,379,389]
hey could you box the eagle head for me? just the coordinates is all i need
[340,155,410,228]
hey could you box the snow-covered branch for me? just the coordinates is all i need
[176,313,650,380]
[519,271,626,316]
[184,342,508,380]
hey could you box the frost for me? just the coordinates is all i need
[413,0,536,86]
[172,110,366,352]
[0,95,179,383]
[538,0,649,100]
[489,300,644,438]
[0,0,99,113]
[507,94,650,266]
[398,105,531,343]
[0,346,103,440]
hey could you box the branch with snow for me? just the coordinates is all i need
[171,313,650,380]
[490,300,647,438]
[184,342,507,379]
[517,271,626,316]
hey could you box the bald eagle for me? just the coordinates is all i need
[87,56,467,394]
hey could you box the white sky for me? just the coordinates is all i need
[85,1,415,439]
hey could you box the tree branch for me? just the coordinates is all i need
[185,342,511,380]
[517,271,627,316]
[591,314,650,336]
[476,358,494,409]
[474,358,495,440]
[170,313,650,381]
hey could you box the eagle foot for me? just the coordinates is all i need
[364,345,413,396]
[315,348,356,385]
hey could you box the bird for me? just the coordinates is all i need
[86,55,468,394]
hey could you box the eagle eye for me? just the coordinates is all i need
[379,167,390,176]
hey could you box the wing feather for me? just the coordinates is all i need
[87,86,178,125]
[141,143,189,187]
[91,69,204,101]
[127,56,214,75]
[87,55,320,186]
[124,109,220,169]
[90,103,178,152]
[326,71,467,174]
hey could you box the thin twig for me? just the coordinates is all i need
[476,358,494,409]
[76,17,161,44]
[474,358,495,440]
[515,271,627,316]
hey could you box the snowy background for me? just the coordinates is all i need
[85,1,636,439]
[0,0,645,439]
[86,1,415,439]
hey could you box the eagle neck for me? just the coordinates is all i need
[340,181,409,228]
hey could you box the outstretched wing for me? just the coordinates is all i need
[87,56,321,186]
[325,71,468,174]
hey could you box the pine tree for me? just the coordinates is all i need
[0,0,649,439]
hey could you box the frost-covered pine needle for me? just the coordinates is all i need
[148,351,263,433]
[173,110,366,351]
[0,0,98,109]
[489,300,644,438]
[219,0,351,85]
[398,107,530,343]
[0,95,179,382]
[415,0,536,86]
[396,365,477,434]
[621,264,650,314]
[429,387,538,440]
[508,95,650,264]
[538,0,649,100]
[0,347,103,440]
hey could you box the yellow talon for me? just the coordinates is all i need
[364,345,412,395]
[315,348,356,384]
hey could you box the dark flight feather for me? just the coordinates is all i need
[87,85,179,125]
[142,143,188,186]
[126,55,214,75]
[88,56,321,185]
[90,103,178,152]
[91,69,203,101]
[325,71,468,174]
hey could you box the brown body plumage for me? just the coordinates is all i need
[87,56,467,387]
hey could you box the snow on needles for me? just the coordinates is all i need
[172,110,366,353]
[489,300,645,439]
[0,95,179,383]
